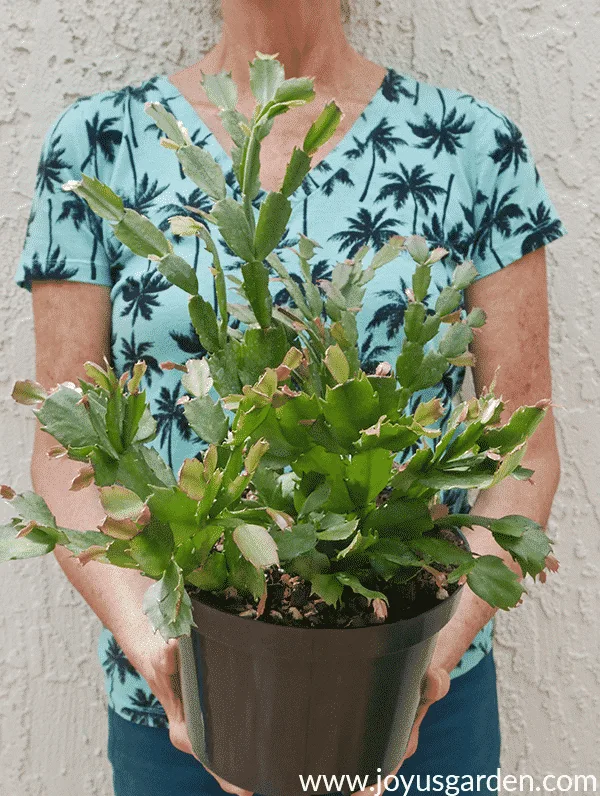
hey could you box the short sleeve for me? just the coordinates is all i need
[468,103,567,280]
[14,99,114,292]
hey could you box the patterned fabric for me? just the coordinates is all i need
[14,67,567,728]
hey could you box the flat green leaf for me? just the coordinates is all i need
[271,522,317,560]
[334,530,376,561]
[480,405,547,454]
[175,524,224,573]
[412,263,431,303]
[303,101,342,156]
[0,523,56,562]
[438,323,473,359]
[403,303,426,342]
[133,406,158,444]
[416,466,496,490]
[414,397,444,427]
[321,376,381,447]
[34,386,99,450]
[435,287,462,316]
[409,536,473,566]
[220,109,248,147]
[99,485,145,521]
[128,517,174,578]
[63,174,125,223]
[236,325,288,385]
[241,260,273,328]
[233,523,279,569]
[267,252,312,318]
[511,465,535,481]
[395,341,424,388]
[201,70,238,111]
[273,77,315,106]
[410,350,449,391]
[488,515,536,538]
[367,235,406,275]
[452,260,479,290]
[176,145,227,200]
[240,135,262,200]
[60,529,112,556]
[157,253,198,295]
[281,147,311,198]
[345,449,394,506]
[122,391,148,447]
[324,344,350,384]
[211,198,255,262]
[144,101,189,146]
[183,395,229,444]
[9,491,57,528]
[113,208,172,258]
[146,486,198,526]
[335,572,388,604]
[189,295,220,353]
[466,307,486,328]
[136,445,177,487]
[466,555,525,610]
[177,457,205,501]
[364,497,433,538]
[492,521,551,579]
[227,302,257,325]
[309,573,343,606]
[182,359,213,398]
[289,548,330,579]
[370,538,424,567]
[142,560,195,640]
[405,236,430,264]
[11,379,48,405]
[249,54,285,105]
[105,539,139,568]
[316,515,358,541]
[299,483,331,518]
[224,528,267,599]
[185,551,228,591]
[254,192,292,261]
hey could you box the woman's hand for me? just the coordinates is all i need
[122,625,253,796]
[401,666,450,763]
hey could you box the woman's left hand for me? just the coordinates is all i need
[351,666,450,796]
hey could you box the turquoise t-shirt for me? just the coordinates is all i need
[14,67,566,728]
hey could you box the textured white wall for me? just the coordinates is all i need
[1,1,598,794]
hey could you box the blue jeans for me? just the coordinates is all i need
[108,651,501,795]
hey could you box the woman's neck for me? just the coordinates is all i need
[205,0,361,96]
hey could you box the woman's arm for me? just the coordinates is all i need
[30,280,251,794]
[28,281,198,764]
[399,246,561,765]
[430,245,561,674]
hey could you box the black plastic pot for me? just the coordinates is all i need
[179,582,464,796]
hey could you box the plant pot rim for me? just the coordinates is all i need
[186,579,465,660]
[185,526,470,654]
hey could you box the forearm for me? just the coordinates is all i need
[30,429,158,663]
[431,444,560,675]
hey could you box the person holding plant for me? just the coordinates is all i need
[10,1,565,794]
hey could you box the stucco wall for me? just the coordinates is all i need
[1,1,598,793]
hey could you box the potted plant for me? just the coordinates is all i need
[2,54,558,796]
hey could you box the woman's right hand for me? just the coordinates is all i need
[122,625,253,796]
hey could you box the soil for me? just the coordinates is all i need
[187,527,467,630]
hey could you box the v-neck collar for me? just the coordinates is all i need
[153,67,392,203]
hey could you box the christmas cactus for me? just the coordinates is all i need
[2,54,558,641]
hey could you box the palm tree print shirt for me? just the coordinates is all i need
[14,67,567,728]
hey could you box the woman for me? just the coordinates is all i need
[14,0,565,794]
